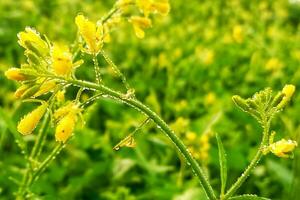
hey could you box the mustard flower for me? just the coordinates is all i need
[269,139,298,158]
[129,16,152,39]
[51,44,74,76]
[75,14,103,54]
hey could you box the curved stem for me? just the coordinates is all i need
[58,77,217,200]
[222,120,270,200]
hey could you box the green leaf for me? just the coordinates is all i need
[216,133,227,196]
[228,194,271,200]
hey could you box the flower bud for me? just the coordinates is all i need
[17,103,48,135]
[55,113,77,143]
[17,27,49,58]
[277,84,296,109]
[5,68,27,81]
[232,95,250,112]
[14,85,30,99]
[33,80,56,97]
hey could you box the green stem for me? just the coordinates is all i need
[30,112,50,159]
[93,55,102,84]
[58,77,217,200]
[101,50,131,90]
[223,120,270,200]
[32,143,64,182]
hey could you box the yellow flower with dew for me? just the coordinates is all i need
[5,68,27,81]
[51,44,73,76]
[33,80,56,97]
[54,102,82,143]
[17,103,48,135]
[54,102,79,120]
[277,84,296,109]
[17,27,49,58]
[129,16,152,39]
[75,14,103,54]
[55,112,77,143]
[268,139,297,158]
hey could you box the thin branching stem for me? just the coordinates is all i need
[54,77,217,200]
[222,118,270,200]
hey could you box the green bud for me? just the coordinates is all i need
[232,95,250,112]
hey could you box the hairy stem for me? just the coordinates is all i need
[222,120,270,200]
[57,77,217,200]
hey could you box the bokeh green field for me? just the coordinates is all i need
[1,0,300,199]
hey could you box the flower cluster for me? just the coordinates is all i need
[5,0,170,144]
[129,0,170,38]
[233,85,298,158]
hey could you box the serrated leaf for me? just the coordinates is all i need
[228,194,271,200]
[216,133,227,196]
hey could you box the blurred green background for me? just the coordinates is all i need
[1,0,300,199]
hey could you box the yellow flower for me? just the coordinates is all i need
[55,112,77,143]
[269,139,298,158]
[198,134,211,161]
[186,131,197,142]
[129,16,152,39]
[232,25,244,43]
[54,102,79,120]
[5,68,27,81]
[265,58,283,71]
[75,14,103,54]
[17,27,49,57]
[17,103,48,135]
[204,92,216,105]
[136,0,170,16]
[151,1,170,16]
[33,80,56,97]
[277,84,296,109]
[136,0,152,17]
[51,44,73,76]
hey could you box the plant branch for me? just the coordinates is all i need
[55,77,217,200]
[222,119,270,200]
